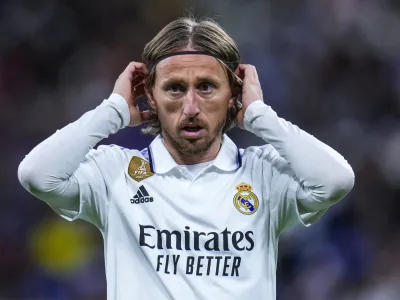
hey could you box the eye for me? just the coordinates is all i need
[198,82,214,93]
[166,83,185,93]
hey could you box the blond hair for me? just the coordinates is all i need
[141,17,242,135]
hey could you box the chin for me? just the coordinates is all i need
[173,134,216,156]
[181,137,211,154]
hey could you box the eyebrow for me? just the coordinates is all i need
[160,75,222,85]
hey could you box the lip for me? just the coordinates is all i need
[181,128,205,138]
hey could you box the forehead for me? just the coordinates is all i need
[155,54,227,80]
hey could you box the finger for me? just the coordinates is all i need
[124,62,149,79]
[241,64,259,82]
[140,64,149,76]
[236,64,253,81]
[124,62,141,75]
[251,65,259,82]
[132,82,145,98]
[235,64,245,78]
[132,74,144,87]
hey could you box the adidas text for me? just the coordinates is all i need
[131,196,154,204]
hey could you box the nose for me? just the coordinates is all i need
[183,89,200,118]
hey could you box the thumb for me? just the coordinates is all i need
[235,108,245,129]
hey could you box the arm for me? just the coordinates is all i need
[244,100,354,211]
[236,64,354,231]
[17,93,130,213]
[18,62,149,224]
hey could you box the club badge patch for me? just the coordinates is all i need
[233,182,259,215]
[128,157,154,182]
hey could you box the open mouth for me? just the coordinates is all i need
[181,125,204,137]
[183,126,203,132]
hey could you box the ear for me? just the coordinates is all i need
[144,83,157,110]
[229,85,241,108]
[228,95,235,108]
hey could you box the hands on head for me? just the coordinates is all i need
[234,64,264,129]
[112,62,152,127]
[112,61,263,129]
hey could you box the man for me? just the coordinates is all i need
[18,17,354,300]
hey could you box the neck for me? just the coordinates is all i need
[162,135,222,165]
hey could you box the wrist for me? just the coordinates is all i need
[107,93,131,128]
[243,100,267,131]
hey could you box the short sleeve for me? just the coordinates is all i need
[261,146,327,235]
[47,145,120,231]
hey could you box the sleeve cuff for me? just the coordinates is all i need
[243,100,269,131]
[107,93,131,128]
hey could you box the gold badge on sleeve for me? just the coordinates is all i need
[233,182,259,215]
[128,157,154,182]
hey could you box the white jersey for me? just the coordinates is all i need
[18,94,354,300]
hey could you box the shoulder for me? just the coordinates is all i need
[84,144,144,166]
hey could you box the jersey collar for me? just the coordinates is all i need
[147,134,242,174]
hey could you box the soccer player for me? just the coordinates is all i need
[18,17,354,300]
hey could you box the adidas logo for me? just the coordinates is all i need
[130,185,154,204]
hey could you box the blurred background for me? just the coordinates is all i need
[2,0,400,299]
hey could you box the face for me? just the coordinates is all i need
[147,54,235,156]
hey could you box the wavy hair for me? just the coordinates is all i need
[141,17,242,135]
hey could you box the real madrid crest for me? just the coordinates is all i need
[128,156,154,182]
[233,182,259,215]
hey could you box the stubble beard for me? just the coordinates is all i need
[162,117,226,158]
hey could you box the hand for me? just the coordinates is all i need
[234,64,263,129]
[113,62,151,127]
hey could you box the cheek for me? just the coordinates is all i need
[158,101,182,127]
[153,92,182,128]
[153,90,181,113]
[203,93,231,116]
[164,101,182,115]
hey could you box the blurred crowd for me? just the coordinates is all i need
[2,0,400,299]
